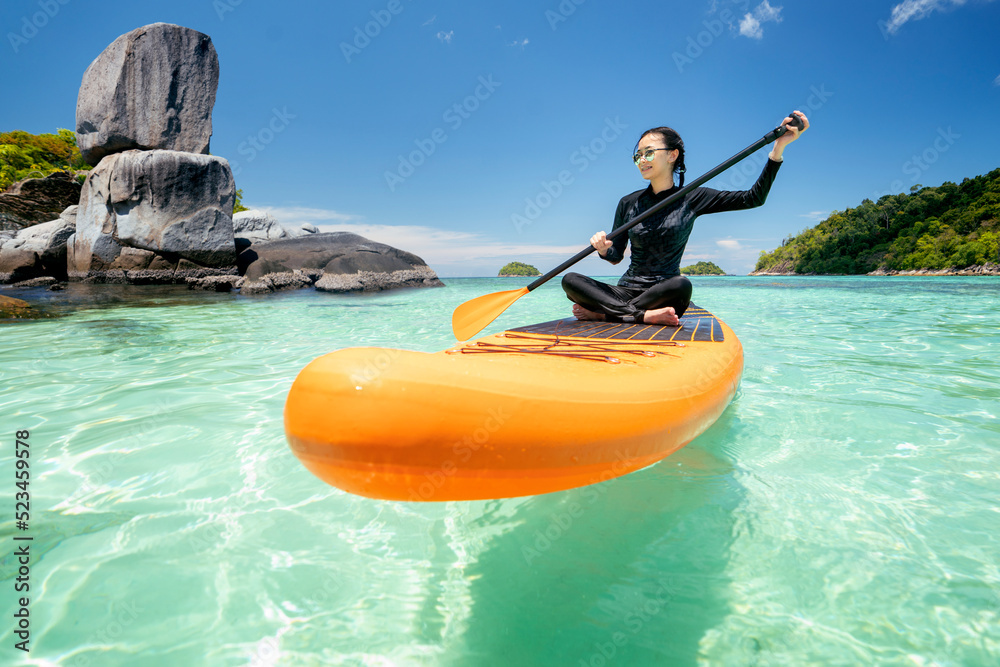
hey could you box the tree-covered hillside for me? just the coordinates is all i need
[0,129,90,191]
[755,167,1000,274]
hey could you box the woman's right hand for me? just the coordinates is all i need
[591,231,613,256]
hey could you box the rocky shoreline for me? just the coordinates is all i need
[0,23,444,302]
[1,214,444,295]
[750,262,1000,277]
[866,263,1000,276]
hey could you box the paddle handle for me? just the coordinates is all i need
[526,112,804,292]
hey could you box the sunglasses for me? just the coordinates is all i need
[632,148,672,165]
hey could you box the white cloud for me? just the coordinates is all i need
[800,211,827,222]
[739,14,762,39]
[739,1,783,39]
[422,16,436,26]
[508,38,530,48]
[259,206,582,272]
[755,0,783,21]
[258,205,356,224]
[994,73,1000,86]
[884,0,955,34]
[716,238,744,250]
[881,0,998,35]
[436,30,454,44]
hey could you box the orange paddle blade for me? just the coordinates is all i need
[451,287,530,341]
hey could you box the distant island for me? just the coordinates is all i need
[754,167,1000,275]
[499,261,540,277]
[680,261,726,275]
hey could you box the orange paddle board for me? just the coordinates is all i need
[284,305,743,501]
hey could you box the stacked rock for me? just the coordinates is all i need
[68,23,237,284]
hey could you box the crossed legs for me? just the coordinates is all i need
[561,273,693,326]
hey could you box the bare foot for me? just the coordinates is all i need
[572,304,606,321]
[643,306,680,326]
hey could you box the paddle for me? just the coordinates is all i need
[451,113,805,341]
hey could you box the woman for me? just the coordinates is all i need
[562,111,808,326]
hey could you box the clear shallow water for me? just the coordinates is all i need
[1,276,999,666]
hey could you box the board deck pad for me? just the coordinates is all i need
[507,305,724,343]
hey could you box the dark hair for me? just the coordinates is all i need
[636,126,686,187]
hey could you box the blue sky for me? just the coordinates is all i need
[2,0,998,276]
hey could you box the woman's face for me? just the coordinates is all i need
[634,133,677,183]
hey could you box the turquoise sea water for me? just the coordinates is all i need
[2,276,999,666]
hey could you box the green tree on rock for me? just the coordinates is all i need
[680,261,726,275]
[499,261,541,277]
[233,189,249,213]
[0,129,90,190]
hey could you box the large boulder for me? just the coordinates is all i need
[75,23,219,166]
[233,209,288,248]
[238,232,444,294]
[0,172,82,230]
[314,268,443,292]
[232,209,320,251]
[69,149,236,283]
[0,217,75,283]
[285,222,320,238]
[59,205,78,226]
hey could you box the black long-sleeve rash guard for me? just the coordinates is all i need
[602,157,782,289]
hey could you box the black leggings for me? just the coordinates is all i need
[561,272,693,324]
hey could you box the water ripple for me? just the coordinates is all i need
[1,277,999,665]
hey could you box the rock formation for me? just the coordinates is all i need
[232,210,321,253]
[68,149,236,282]
[286,222,320,238]
[0,207,76,282]
[68,23,235,285]
[0,172,82,231]
[867,263,1000,276]
[2,23,444,295]
[75,23,219,166]
[233,209,290,248]
[238,232,443,294]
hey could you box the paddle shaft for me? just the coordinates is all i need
[525,116,802,292]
